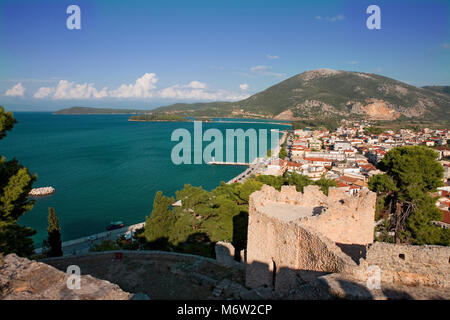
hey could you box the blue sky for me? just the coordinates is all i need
[0,0,449,111]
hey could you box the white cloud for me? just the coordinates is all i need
[33,74,248,102]
[187,81,207,89]
[160,81,248,101]
[33,87,53,98]
[109,73,158,98]
[240,83,249,90]
[315,14,345,22]
[266,54,279,60]
[5,83,25,97]
[330,14,345,22]
[34,80,108,99]
[54,80,108,99]
[250,65,283,78]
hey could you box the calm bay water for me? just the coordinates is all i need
[0,112,287,246]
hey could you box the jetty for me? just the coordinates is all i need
[29,187,55,196]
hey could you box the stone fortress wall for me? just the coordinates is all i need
[363,242,449,288]
[246,184,450,295]
[3,184,449,300]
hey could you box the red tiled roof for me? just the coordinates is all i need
[336,182,349,188]
[304,157,333,162]
[287,161,302,168]
[360,164,376,171]
[441,210,450,224]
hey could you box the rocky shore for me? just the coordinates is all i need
[28,187,55,196]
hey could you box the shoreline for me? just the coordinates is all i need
[127,119,193,122]
[128,118,292,126]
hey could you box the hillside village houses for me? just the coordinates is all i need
[259,122,450,228]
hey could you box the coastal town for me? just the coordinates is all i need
[237,121,450,230]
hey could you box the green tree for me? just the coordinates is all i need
[284,171,312,192]
[369,145,449,245]
[279,147,288,159]
[236,179,263,204]
[0,107,36,257]
[313,176,338,196]
[43,207,63,257]
[89,239,120,252]
[144,191,175,248]
[256,174,284,190]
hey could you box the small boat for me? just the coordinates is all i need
[106,221,125,231]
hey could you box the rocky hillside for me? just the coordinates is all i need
[0,254,132,300]
[152,69,450,121]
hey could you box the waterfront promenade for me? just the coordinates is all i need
[36,222,145,256]
[226,130,288,184]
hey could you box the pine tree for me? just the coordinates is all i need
[144,191,175,249]
[369,145,449,245]
[47,207,63,256]
[0,106,36,257]
[43,207,63,257]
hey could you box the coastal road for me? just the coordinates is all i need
[36,222,145,256]
[226,131,288,184]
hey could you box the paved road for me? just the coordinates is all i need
[36,222,145,256]
[227,131,288,184]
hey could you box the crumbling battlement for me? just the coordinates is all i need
[246,185,376,292]
[362,242,450,288]
[249,185,377,245]
[246,185,450,295]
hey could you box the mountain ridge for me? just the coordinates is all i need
[151,69,450,121]
[55,69,450,121]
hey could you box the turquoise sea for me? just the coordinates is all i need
[0,112,288,246]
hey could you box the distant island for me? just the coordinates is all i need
[128,114,189,122]
[54,107,150,115]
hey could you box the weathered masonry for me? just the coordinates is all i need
[246,185,450,295]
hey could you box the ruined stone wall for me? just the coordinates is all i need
[246,185,372,293]
[246,184,449,294]
[361,242,450,288]
[249,185,376,246]
[215,241,236,267]
[301,187,377,245]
